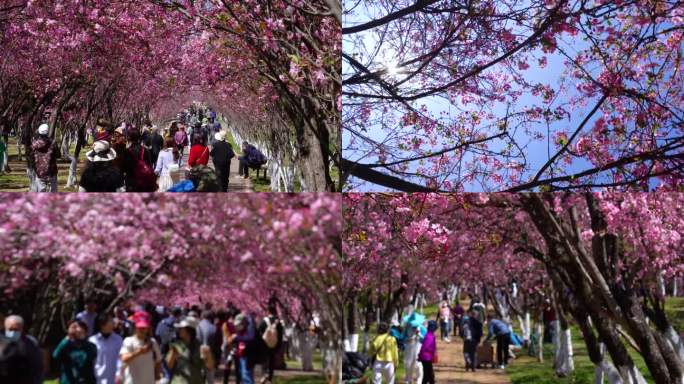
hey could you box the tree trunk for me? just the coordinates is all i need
[60,130,70,159]
[555,328,574,376]
[299,330,316,371]
[345,298,359,352]
[296,111,330,192]
[522,312,531,343]
[536,321,544,362]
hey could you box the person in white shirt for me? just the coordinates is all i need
[89,314,123,384]
[155,137,180,192]
[120,311,161,384]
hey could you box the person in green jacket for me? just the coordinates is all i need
[166,316,214,384]
[0,136,6,173]
[53,319,97,384]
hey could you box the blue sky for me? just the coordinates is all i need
[342,2,665,192]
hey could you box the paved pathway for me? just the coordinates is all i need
[172,145,252,192]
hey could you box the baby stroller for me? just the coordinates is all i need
[343,351,370,384]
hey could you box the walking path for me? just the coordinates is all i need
[432,337,511,384]
[172,144,252,192]
[213,367,323,383]
[0,137,253,192]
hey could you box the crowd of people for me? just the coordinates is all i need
[0,298,291,384]
[22,103,268,192]
[344,295,530,384]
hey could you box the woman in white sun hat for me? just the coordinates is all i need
[79,140,125,192]
[166,316,215,384]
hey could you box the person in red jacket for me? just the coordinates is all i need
[188,133,210,168]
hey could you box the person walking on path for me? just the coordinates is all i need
[418,321,437,384]
[438,301,452,343]
[120,311,161,384]
[220,309,239,384]
[53,319,98,384]
[401,311,425,384]
[30,123,57,192]
[166,316,214,384]
[484,315,512,369]
[188,133,210,169]
[452,300,465,337]
[122,128,156,192]
[198,311,219,384]
[231,313,256,384]
[174,125,189,166]
[80,141,125,192]
[155,137,180,192]
[462,309,483,372]
[0,136,7,174]
[76,299,99,338]
[368,322,398,384]
[0,315,44,384]
[146,125,165,166]
[156,307,182,382]
[210,131,235,192]
[258,307,284,384]
[89,314,123,384]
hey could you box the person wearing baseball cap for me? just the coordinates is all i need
[166,316,214,384]
[229,313,256,384]
[120,311,161,384]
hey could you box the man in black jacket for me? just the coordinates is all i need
[210,131,235,192]
[143,125,164,165]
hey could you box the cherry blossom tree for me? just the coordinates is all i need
[342,0,684,192]
[343,192,684,383]
[0,0,341,191]
[0,193,342,378]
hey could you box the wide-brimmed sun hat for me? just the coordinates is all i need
[174,316,199,329]
[38,124,49,135]
[214,131,226,142]
[86,141,117,162]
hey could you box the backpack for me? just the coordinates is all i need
[32,138,56,179]
[174,130,187,146]
[187,165,219,192]
[263,318,278,349]
[132,147,157,191]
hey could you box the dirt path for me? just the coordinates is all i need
[432,333,511,384]
[213,367,323,383]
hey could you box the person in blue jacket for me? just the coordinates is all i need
[484,314,511,369]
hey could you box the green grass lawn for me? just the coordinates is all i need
[505,298,684,384]
[1,136,88,192]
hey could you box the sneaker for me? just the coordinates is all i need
[499,365,506,369]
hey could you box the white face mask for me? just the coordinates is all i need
[5,330,20,341]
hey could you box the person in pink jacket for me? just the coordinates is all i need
[418,320,438,384]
